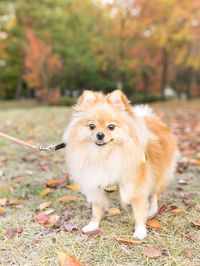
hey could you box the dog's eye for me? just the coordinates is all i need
[108,124,115,131]
[89,124,96,130]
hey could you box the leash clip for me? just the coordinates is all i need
[36,145,55,153]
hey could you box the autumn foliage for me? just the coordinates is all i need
[23,28,62,102]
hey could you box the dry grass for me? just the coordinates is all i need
[0,102,200,266]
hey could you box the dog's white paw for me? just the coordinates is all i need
[133,226,147,240]
[82,222,98,233]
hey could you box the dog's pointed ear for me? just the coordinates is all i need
[107,90,130,110]
[74,90,103,111]
[78,90,97,105]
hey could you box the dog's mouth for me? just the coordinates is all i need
[95,138,114,146]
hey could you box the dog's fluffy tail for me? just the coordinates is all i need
[133,105,154,117]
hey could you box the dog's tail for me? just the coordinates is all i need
[133,105,154,117]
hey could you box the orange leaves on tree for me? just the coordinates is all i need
[23,28,62,102]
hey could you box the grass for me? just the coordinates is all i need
[0,101,200,266]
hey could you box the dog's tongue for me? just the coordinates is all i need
[96,140,105,146]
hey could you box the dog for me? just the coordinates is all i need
[63,90,178,239]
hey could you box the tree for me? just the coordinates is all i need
[23,28,62,102]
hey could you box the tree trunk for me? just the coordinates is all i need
[142,69,149,101]
[160,49,169,100]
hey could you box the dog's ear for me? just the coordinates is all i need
[74,90,103,111]
[78,90,97,105]
[107,90,130,110]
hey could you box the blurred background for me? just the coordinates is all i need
[0,0,200,105]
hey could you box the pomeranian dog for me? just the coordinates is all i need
[63,90,178,239]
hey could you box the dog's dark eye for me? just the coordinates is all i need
[89,124,96,130]
[108,124,115,131]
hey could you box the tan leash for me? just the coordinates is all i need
[0,132,66,152]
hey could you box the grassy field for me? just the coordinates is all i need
[0,101,200,266]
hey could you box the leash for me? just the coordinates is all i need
[0,132,66,152]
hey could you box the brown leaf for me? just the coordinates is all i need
[39,201,52,210]
[57,195,77,202]
[157,204,168,215]
[146,219,161,229]
[39,188,52,197]
[12,175,27,183]
[82,229,100,235]
[35,212,49,224]
[67,184,79,191]
[191,219,200,227]
[58,251,84,266]
[143,246,162,258]
[45,178,68,188]
[6,228,15,239]
[114,237,141,245]
[9,199,26,206]
[171,208,182,214]
[0,207,6,217]
[108,208,121,216]
[44,214,60,228]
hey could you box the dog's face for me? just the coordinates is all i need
[70,90,138,147]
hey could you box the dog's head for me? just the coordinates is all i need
[68,90,138,147]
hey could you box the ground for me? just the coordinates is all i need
[0,100,200,266]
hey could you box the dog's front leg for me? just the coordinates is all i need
[82,189,107,233]
[132,195,148,240]
[82,203,104,233]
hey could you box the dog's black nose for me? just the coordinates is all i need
[96,132,105,140]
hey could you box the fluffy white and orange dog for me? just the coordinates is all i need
[63,90,178,239]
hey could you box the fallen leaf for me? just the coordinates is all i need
[186,250,193,259]
[44,214,60,228]
[35,212,49,224]
[57,195,77,202]
[67,184,79,191]
[178,179,188,185]
[62,210,71,219]
[146,219,161,229]
[16,225,23,234]
[114,237,141,245]
[9,199,26,206]
[45,178,68,188]
[0,207,6,217]
[39,201,52,210]
[0,198,7,206]
[157,205,168,215]
[191,219,200,227]
[39,188,52,197]
[0,186,12,191]
[104,185,118,193]
[64,223,77,232]
[58,251,84,266]
[6,228,15,239]
[108,208,121,216]
[143,246,162,258]
[44,208,55,215]
[82,229,100,235]
[12,175,27,183]
[171,208,182,214]
[25,169,34,175]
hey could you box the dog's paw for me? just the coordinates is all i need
[133,226,147,240]
[82,223,98,233]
